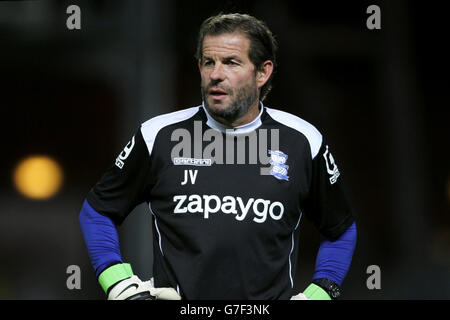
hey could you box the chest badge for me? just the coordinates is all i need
[269,150,289,181]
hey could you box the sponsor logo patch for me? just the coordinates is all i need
[323,145,340,184]
[115,136,135,169]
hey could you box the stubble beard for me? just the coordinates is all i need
[202,81,258,125]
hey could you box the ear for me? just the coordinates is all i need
[256,60,274,89]
[198,59,203,72]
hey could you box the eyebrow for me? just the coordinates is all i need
[202,55,242,62]
[223,55,242,61]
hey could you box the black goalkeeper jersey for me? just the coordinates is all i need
[86,103,354,300]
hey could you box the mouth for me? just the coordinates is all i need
[208,88,228,100]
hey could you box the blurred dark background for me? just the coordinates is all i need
[0,0,448,299]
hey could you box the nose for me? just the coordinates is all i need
[210,63,225,81]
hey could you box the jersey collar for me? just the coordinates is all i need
[202,101,265,134]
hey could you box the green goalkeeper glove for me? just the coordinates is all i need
[98,263,181,300]
[291,284,331,300]
[291,279,340,300]
[302,283,332,300]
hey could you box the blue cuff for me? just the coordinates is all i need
[312,221,357,286]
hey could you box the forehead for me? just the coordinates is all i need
[202,32,251,59]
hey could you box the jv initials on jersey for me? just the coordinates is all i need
[181,169,198,185]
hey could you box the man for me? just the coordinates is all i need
[79,13,357,300]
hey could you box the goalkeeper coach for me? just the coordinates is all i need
[79,13,357,300]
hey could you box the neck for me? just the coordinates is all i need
[211,99,261,128]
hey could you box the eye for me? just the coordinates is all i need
[203,59,214,66]
[225,59,239,66]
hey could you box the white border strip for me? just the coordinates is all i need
[149,203,164,256]
[289,212,303,288]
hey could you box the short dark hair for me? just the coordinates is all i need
[196,13,278,101]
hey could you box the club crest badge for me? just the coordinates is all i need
[269,150,289,181]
